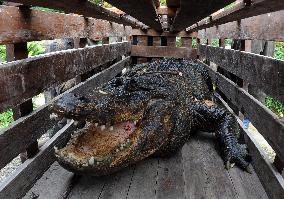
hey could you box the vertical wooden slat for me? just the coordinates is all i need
[167,36,176,47]
[6,42,39,162]
[181,37,192,48]
[137,35,148,64]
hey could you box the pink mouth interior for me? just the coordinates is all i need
[66,121,138,160]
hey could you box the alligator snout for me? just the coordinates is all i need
[51,93,90,120]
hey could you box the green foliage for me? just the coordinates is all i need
[32,6,63,13]
[160,0,167,6]
[224,39,233,48]
[211,39,219,47]
[192,38,197,49]
[176,37,182,47]
[265,96,284,118]
[224,2,236,10]
[27,42,45,57]
[274,42,284,60]
[0,110,13,129]
[0,45,6,62]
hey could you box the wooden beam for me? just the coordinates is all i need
[105,0,162,31]
[156,6,176,17]
[0,121,76,199]
[131,45,197,59]
[0,6,132,44]
[197,10,284,41]
[0,42,131,112]
[171,0,235,31]
[187,0,284,32]
[5,0,146,28]
[0,57,130,171]
[216,94,284,199]
[132,29,197,38]
[198,61,284,165]
[199,45,284,104]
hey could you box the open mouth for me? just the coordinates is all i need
[55,119,141,172]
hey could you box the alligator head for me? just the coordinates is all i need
[51,58,251,176]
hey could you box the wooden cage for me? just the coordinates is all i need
[0,0,283,198]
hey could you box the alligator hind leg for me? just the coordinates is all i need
[192,100,251,173]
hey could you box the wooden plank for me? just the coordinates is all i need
[0,121,76,199]
[0,42,131,112]
[23,162,74,199]
[132,28,197,37]
[197,10,284,41]
[188,0,284,32]
[0,57,130,170]
[106,0,162,31]
[199,61,284,168]
[127,158,159,199]
[217,94,284,199]
[183,132,268,199]
[6,0,146,28]
[68,175,107,199]
[131,45,197,59]
[156,151,185,199]
[171,0,235,31]
[199,44,284,104]
[99,165,135,199]
[0,6,132,44]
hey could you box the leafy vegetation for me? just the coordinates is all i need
[274,42,284,60]
[192,38,197,49]
[265,97,284,118]
[0,45,6,62]
[160,0,167,6]
[27,41,45,57]
[0,110,13,129]
[32,6,63,13]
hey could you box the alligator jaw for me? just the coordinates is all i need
[55,120,140,175]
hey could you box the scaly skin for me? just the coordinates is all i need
[51,58,251,176]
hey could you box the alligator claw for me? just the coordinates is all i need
[223,143,251,173]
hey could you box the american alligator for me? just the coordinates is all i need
[51,58,251,176]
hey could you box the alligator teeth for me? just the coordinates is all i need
[116,149,120,152]
[50,113,58,120]
[54,146,59,153]
[134,120,137,125]
[178,72,183,76]
[100,125,106,131]
[109,126,114,131]
[99,90,108,95]
[122,68,127,74]
[88,157,95,166]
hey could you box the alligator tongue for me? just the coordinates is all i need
[69,121,137,160]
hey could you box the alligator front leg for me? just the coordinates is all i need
[192,100,251,173]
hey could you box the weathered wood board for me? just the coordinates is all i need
[199,44,284,104]
[131,45,197,59]
[0,42,130,112]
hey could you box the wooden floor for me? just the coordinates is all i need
[24,133,269,199]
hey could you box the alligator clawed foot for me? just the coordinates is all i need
[223,143,252,173]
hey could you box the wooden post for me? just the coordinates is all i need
[181,37,192,48]
[167,36,176,47]
[6,42,39,162]
[137,35,148,64]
